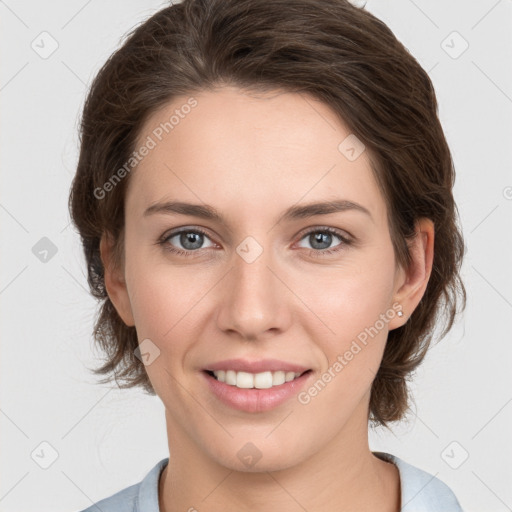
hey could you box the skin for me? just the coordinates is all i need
[100,86,434,512]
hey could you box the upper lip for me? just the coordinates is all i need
[204,358,311,374]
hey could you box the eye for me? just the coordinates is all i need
[158,227,216,257]
[296,227,352,257]
[157,226,353,258]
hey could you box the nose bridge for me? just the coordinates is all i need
[217,235,288,339]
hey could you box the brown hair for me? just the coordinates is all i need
[69,0,466,429]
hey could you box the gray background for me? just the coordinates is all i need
[1,1,511,510]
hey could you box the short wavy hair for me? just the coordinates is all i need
[69,0,466,429]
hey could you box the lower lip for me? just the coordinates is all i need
[202,370,313,413]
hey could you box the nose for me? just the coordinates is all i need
[215,241,292,342]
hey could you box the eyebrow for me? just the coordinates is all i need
[143,199,373,225]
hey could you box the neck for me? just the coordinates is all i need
[159,404,400,512]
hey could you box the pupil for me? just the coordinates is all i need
[312,232,331,250]
[182,232,202,250]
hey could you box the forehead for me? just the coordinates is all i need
[127,86,387,227]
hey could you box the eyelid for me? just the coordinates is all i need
[160,224,353,241]
[296,225,353,242]
[158,226,216,247]
[158,224,354,255]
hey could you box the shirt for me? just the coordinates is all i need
[77,451,464,511]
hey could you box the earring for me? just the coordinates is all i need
[397,309,404,317]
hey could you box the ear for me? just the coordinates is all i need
[99,232,135,327]
[389,218,434,329]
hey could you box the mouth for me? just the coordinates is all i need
[204,369,312,389]
[202,368,313,412]
[201,358,314,412]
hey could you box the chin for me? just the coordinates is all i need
[206,436,311,474]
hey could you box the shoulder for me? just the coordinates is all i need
[373,451,464,512]
[76,458,169,512]
[77,483,139,512]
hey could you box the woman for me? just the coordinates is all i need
[70,0,467,510]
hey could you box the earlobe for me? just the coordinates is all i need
[390,218,434,327]
[99,232,135,327]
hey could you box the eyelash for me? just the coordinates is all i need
[157,226,353,259]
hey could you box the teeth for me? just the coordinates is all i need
[225,370,236,385]
[211,370,303,389]
[285,371,296,383]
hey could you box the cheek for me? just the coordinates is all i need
[298,288,392,422]
[299,246,397,344]
[123,243,217,371]
[295,244,396,410]
[124,261,202,394]
[127,264,197,340]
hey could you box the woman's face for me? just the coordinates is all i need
[106,86,413,471]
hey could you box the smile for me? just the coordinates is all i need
[202,368,313,413]
[208,370,306,389]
